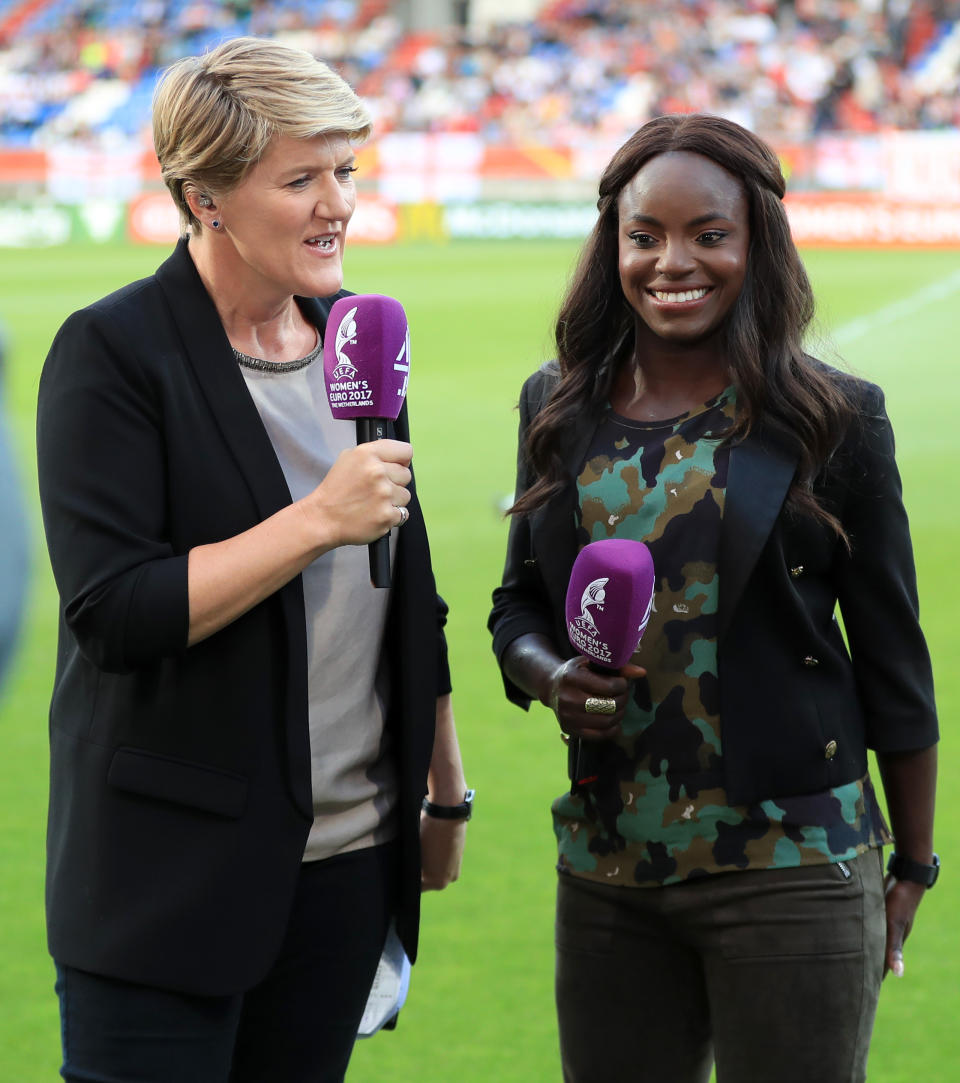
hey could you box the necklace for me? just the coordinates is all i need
[232,331,322,373]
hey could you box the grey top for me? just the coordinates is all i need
[238,344,398,862]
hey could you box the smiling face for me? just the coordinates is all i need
[211,132,357,304]
[617,150,750,349]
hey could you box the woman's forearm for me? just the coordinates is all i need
[187,440,413,645]
[426,694,467,804]
[187,501,331,645]
[876,744,938,862]
[502,632,566,707]
[420,694,468,891]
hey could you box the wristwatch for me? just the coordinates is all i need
[422,789,475,822]
[886,851,940,888]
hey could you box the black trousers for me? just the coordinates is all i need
[56,840,398,1083]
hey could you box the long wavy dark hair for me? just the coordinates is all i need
[511,113,853,538]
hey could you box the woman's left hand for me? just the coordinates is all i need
[420,813,467,891]
[883,877,926,978]
[876,745,938,979]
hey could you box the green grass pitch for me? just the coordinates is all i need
[0,239,957,1081]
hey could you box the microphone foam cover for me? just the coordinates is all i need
[323,294,410,421]
[565,539,655,668]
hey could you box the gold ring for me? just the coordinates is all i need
[584,696,616,715]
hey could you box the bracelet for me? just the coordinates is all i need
[422,788,475,821]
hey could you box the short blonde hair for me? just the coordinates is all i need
[153,36,372,233]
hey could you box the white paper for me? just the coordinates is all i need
[357,921,411,1038]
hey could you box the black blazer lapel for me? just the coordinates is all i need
[719,430,797,639]
[525,405,796,644]
[155,241,294,520]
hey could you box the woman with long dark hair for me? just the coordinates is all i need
[489,113,937,1083]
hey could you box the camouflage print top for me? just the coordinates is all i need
[553,387,891,887]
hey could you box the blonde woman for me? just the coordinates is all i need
[38,37,468,1082]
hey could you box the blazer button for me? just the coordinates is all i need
[802,655,819,667]
[790,565,805,578]
[824,740,838,759]
[523,558,537,567]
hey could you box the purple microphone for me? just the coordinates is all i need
[323,294,410,588]
[564,538,655,790]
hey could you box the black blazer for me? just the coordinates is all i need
[490,363,938,806]
[37,240,450,995]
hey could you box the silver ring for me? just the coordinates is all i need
[395,505,409,527]
[584,696,616,715]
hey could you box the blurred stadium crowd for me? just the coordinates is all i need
[0,0,958,151]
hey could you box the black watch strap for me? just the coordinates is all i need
[886,851,940,888]
[422,789,475,821]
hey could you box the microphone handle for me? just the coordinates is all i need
[569,661,617,795]
[356,417,392,589]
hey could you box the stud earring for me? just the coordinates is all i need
[211,220,221,230]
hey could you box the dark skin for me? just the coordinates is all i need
[502,633,645,745]
[612,150,748,421]
[877,746,937,977]
[504,148,937,979]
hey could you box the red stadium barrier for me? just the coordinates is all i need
[785,192,960,248]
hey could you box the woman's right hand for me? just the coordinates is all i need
[187,439,413,646]
[303,438,413,548]
[546,655,645,742]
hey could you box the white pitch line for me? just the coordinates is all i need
[832,267,960,345]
